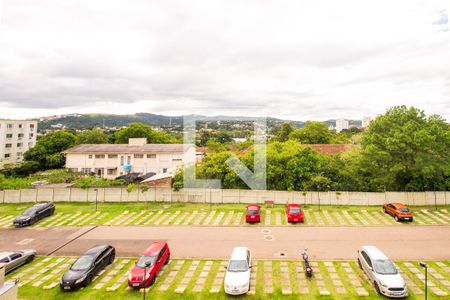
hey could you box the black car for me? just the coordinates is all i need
[60,244,116,291]
[13,202,55,227]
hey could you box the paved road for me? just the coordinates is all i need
[1,226,449,260]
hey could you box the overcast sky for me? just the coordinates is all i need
[0,0,449,121]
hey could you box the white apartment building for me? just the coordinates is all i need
[335,119,350,132]
[0,119,38,169]
[63,138,196,179]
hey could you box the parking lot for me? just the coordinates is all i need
[5,256,449,299]
[0,203,448,228]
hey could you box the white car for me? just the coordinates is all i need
[357,245,408,298]
[224,247,252,295]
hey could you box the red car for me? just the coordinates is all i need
[285,204,304,223]
[245,204,261,223]
[128,242,170,288]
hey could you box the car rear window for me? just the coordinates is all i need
[247,209,258,215]
[399,208,409,212]
[289,208,301,214]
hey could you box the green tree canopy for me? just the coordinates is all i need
[76,128,109,144]
[360,106,450,191]
[274,123,293,142]
[23,130,77,170]
[114,123,176,144]
[289,121,334,144]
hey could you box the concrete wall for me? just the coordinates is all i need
[0,188,449,206]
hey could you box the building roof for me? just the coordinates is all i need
[301,144,357,155]
[63,143,194,154]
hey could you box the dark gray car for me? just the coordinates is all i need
[13,202,55,227]
[0,249,36,274]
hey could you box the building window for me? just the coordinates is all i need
[18,124,23,129]
[17,143,23,148]
[107,168,117,175]
[5,144,12,148]
[6,134,13,139]
[162,168,168,173]
[120,156,124,166]
[81,168,91,174]
[16,152,23,157]
[134,154,144,159]
[108,154,118,159]
[147,154,156,159]
[172,158,182,161]
[159,154,170,161]
[29,133,34,139]
[30,124,35,128]
[28,142,34,147]
[127,156,131,165]
[18,133,24,139]
[88,155,93,159]
[95,154,105,159]
[6,124,13,129]
[4,154,10,158]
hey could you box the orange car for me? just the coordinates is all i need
[383,203,413,222]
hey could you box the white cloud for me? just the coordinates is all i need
[0,0,449,121]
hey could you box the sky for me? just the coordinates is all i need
[0,0,449,121]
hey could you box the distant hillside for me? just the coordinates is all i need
[38,113,361,131]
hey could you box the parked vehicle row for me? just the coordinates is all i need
[1,244,409,298]
[9,201,414,228]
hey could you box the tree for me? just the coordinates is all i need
[274,123,293,142]
[114,123,176,144]
[23,130,76,171]
[360,106,450,191]
[206,141,227,153]
[289,121,333,144]
[76,128,109,144]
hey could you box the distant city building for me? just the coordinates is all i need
[0,119,38,169]
[335,119,349,132]
[362,117,374,127]
[63,138,196,179]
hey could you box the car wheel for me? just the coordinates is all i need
[165,254,170,265]
[374,281,381,294]
[357,258,362,270]
[26,255,35,264]
[150,275,156,286]
[109,253,115,264]
[85,275,93,287]
[394,215,399,222]
[383,207,387,213]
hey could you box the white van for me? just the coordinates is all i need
[357,245,408,298]
[224,247,252,295]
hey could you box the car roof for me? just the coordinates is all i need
[85,244,110,256]
[287,203,300,208]
[142,241,166,256]
[230,247,249,260]
[247,204,259,210]
[0,252,14,258]
[361,245,388,260]
[392,203,407,208]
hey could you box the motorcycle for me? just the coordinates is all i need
[300,248,313,278]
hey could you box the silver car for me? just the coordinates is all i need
[0,249,36,274]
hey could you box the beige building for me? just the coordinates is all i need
[0,119,38,169]
[63,138,196,179]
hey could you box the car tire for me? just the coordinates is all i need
[109,253,115,264]
[85,275,93,287]
[394,215,399,222]
[165,254,170,265]
[357,258,362,270]
[26,255,35,264]
[383,207,387,213]
[150,275,156,286]
[374,281,381,294]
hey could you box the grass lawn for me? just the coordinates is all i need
[6,256,450,300]
[0,202,449,227]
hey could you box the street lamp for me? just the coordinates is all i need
[419,261,428,300]
[143,260,152,300]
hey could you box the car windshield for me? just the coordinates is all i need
[247,209,258,215]
[22,208,36,216]
[373,260,398,275]
[71,256,94,271]
[228,260,248,272]
[289,208,301,214]
[399,208,409,212]
[136,256,157,268]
